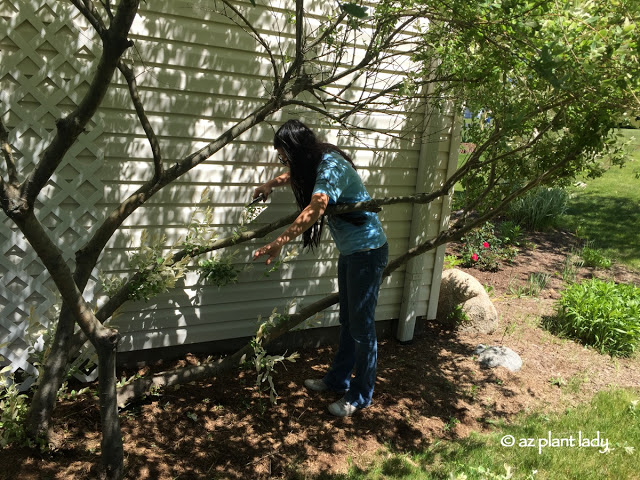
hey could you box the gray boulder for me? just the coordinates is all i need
[474,344,522,372]
[437,268,498,334]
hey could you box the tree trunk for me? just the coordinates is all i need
[96,328,124,480]
[25,306,75,441]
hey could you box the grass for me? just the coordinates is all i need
[299,388,640,480]
[563,128,640,271]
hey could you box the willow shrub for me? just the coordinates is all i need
[546,279,640,357]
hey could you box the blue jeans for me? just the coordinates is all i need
[323,243,388,408]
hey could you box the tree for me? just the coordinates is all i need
[1,0,638,478]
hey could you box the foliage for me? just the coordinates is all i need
[506,272,551,298]
[0,375,31,449]
[446,304,470,326]
[580,243,613,269]
[430,0,639,220]
[198,254,241,288]
[546,279,640,356]
[527,272,551,297]
[250,308,300,405]
[263,247,299,277]
[561,251,583,283]
[505,187,569,231]
[127,230,191,302]
[495,221,523,248]
[0,343,44,449]
[182,188,218,256]
[444,255,463,270]
[458,222,517,272]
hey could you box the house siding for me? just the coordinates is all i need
[0,0,459,371]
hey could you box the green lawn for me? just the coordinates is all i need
[563,128,640,270]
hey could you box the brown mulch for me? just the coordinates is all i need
[2,230,640,480]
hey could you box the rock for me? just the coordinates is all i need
[437,268,498,334]
[473,344,487,355]
[474,345,522,372]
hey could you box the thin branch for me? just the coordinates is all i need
[295,0,304,65]
[166,99,279,178]
[100,0,114,21]
[0,117,18,185]
[71,0,108,40]
[117,61,163,180]
[307,11,348,51]
[218,0,280,89]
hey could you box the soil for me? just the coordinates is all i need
[3,230,640,480]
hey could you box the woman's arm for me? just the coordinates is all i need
[253,192,329,264]
[253,171,290,201]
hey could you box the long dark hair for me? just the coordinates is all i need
[273,120,355,251]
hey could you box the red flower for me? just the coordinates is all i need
[483,242,490,248]
[471,253,479,261]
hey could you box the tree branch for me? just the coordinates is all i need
[100,0,114,21]
[295,0,304,65]
[117,61,163,181]
[72,0,108,40]
[20,0,139,213]
[307,11,348,51]
[218,0,281,89]
[0,117,18,185]
[11,211,112,342]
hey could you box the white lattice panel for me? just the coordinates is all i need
[0,0,104,383]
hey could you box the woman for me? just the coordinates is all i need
[253,120,388,417]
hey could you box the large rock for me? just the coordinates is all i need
[473,344,522,372]
[437,268,498,334]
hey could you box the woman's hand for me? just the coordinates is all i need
[252,184,273,202]
[253,240,283,265]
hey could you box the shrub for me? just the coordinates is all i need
[0,377,30,448]
[545,279,640,357]
[496,220,523,246]
[506,186,569,231]
[459,222,517,271]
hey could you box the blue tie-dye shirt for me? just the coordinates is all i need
[312,151,387,255]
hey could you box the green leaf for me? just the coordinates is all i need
[249,0,256,6]
[340,3,368,18]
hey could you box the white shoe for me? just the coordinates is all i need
[328,397,358,417]
[304,378,329,392]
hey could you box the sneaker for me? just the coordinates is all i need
[328,397,358,417]
[304,378,329,392]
